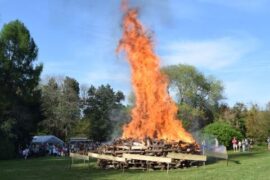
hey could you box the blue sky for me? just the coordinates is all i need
[1,0,270,107]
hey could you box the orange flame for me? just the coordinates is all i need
[117,6,195,143]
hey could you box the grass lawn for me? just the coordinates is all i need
[0,148,270,180]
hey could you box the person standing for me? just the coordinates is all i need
[232,137,238,152]
[267,137,270,150]
[238,140,242,152]
[245,138,249,151]
[201,139,206,155]
[242,139,246,152]
[214,138,219,148]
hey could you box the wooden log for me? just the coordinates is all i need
[131,145,147,150]
[167,152,207,161]
[102,150,145,154]
[123,153,172,163]
[116,145,130,150]
[88,152,126,162]
[70,153,89,161]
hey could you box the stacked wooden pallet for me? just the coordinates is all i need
[70,138,207,170]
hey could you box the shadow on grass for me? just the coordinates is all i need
[228,151,259,159]
[227,159,241,164]
[206,150,264,166]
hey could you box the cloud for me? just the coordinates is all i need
[160,36,258,70]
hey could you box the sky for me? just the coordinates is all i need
[1,0,270,107]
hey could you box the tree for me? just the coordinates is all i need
[70,118,90,138]
[245,104,270,142]
[162,64,224,129]
[40,78,60,136]
[40,76,80,140]
[0,20,43,158]
[204,122,243,147]
[84,84,125,142]
[60,77,80,138]
[218,102,248,136]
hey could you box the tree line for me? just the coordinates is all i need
[1,20,270,159]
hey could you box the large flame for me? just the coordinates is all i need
[117,5,194,143]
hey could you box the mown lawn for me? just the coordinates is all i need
[0,149,270,180]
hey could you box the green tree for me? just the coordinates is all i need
[70,118,90,138]
[84,84,125,142]
[60,77,80,138]
[0,20,43,158]
[40,76,80,140]
[40,78,60,136]
[204,122,243,147]
[163,64,224,129]
[218,102,248,136]
[245,104,270,142]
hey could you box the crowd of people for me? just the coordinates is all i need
[231,137,254,152]
[19,140,100,159]
[19,143,69,159]
[69,141,100,153]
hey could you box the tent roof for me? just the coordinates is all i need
[32,135,64,145]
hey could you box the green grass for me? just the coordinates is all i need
[1,149,270,180]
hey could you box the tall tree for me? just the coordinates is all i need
[162,64,224,129]
[84,84,124,142]
[40,78,60,136]
[0,20,43,158]
[245,104,270,142]
[218,102,248,136]
[40,76,80,140]
[163,64,223,108]
[60,77,80,138]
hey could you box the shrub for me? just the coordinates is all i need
[0,136,15,159]
[203,122,243,148]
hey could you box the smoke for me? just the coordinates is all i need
[192,131,228,158]
[128,0,172,23]
[109,108,131,140]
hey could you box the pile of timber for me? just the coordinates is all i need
[86,138,206,170]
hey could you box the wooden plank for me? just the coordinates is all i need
[131,145,147,150]
[123,153,172,163]
[70,153,89,161]
[88,152,126,162]
[204,150,228,160]
[116,145,130,150]
[167,153,207,161]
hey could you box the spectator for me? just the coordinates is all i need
[214,138,219,148]
[49,144,53,155]
[22,147,29,159]
[232,137,238,152]
[245,138,249,151]
[242,139,246,152]
[201,139,206,155]
[238,140,242,152]
[267,137,270,150]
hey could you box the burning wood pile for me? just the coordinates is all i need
[71,1,207,171]
[96,138,200,155]
[88,138,205,170]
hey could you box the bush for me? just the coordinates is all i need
[203,122,243,148]
[0,136,15,159]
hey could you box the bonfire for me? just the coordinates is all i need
[84,2,205,170]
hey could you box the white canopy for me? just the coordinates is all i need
[32,135,64,145]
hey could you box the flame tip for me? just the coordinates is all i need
[118,3,194,143]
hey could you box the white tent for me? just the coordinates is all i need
[31,135,64,145]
